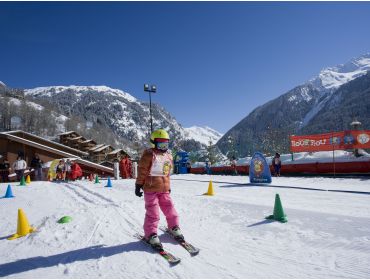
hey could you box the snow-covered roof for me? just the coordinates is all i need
[108,149,124,155]
[93,145,112,153]
[81,139,96,144]
[69,136,84,141]
[58,131,77,136]
[88,144,105,151]
[0,133,82,159]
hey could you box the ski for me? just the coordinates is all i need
[159,226,200,256]
[134,233,181,265]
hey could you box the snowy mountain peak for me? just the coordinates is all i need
[309,53,370,91]
[184,126,223,146]
[0,81,6,89]
[24,85,137,103]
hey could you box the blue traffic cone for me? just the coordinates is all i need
[4,184,15,198]
[105,177,112,188]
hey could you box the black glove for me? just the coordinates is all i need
[169,189,171,194]
[135,184,143,197]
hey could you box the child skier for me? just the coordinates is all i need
[135,129,184,249]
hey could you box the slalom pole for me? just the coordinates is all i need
[332,131,336,178]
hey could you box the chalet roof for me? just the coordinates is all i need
[3,130,88,156]
[69,136,84,141]
[58,131,79,136]
[88,144,105,151]
[108,149,124,155]
[93,145,112,153]
[81,139,97,144]
[1,132,80,158]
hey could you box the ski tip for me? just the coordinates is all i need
[190,250,200,256]
[169,259,181,266]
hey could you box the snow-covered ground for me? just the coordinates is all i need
[0,174,369,278]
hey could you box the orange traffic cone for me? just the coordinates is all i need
[8,209,36,240]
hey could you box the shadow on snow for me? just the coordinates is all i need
[172,178,370,195]
[0,241,150,277]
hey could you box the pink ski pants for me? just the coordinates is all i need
[143,192,179,238]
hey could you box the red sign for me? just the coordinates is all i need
[290,130,370,152]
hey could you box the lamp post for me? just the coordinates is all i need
[350,119,362,157]
[144,84,157,133]
[227,135,235,160]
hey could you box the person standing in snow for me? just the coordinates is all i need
[231,156,238,175]
[0,157,11,182]
[12,155,27,181]
[272,153,282,177]
[120,154,132,179]
[135,129,183,249]
[55,159,66,181]
[205,159,211,175]
[30,154,44,181]
[64,159,72,181]
[70,160,83,181]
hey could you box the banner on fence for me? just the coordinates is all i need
[290,130,370,152]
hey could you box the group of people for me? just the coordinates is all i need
[55,159,83,181]
[1,155,28,182]
[0,154,44,182]
[0,154,86,182]
[0,152,134,183]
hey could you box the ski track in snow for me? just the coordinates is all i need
[0,175,370,278]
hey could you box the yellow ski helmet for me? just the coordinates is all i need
[150,129,170,149]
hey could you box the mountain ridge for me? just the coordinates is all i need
[217,53,370,157]
[4,85,222,157]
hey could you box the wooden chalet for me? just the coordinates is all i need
[79,139,97,152]
[107,149,128,162]
[90,145,114,163]
[69,136,86,149]
[58,130,130,165]
[59,131,80,146]
[0,130,113,178]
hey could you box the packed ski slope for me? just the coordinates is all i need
[0,174,369,278]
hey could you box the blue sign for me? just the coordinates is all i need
[343,134,354,145]
[174,151,189,174]
[249,152,272,184]
[330,136,341,145]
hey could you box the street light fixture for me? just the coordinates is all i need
[144,84,157,133]
[350,119,362,157]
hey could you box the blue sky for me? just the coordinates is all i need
[1,2,370,133]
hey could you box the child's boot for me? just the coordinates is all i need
[169,226,185,241]
[147,233,163,250]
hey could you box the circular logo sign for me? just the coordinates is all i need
[357,134,370,145]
